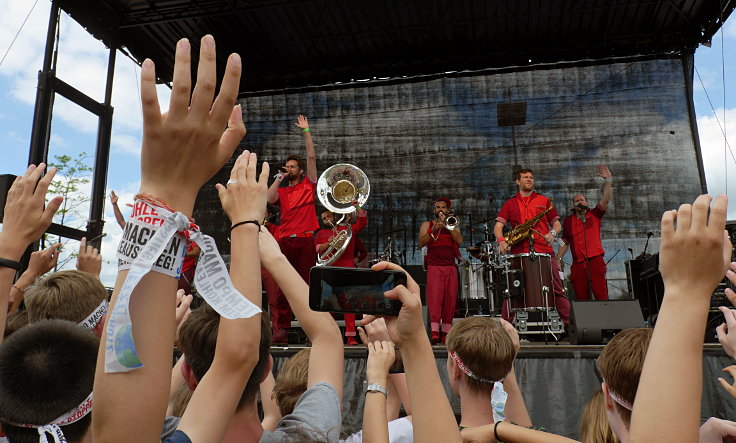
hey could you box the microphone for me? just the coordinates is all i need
[576,203,590,211]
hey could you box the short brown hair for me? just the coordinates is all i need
[516,168,534,180]
[579,389,619,443]
[178,303,272,409]
[25,270,107,325]
[286,154,305,172]
[445,317,515,393]
[597,328,653,427]
[272,348,311,416]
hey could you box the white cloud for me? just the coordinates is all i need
[697,107,736,217]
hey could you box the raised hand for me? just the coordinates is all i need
[139,35,245,215]
[0,164,63,257]
[257,224,284,267]
[659,195,730,300]
[110,190,119,205]
[215,151,269,224]
[294,114,310,130]
[717,306,736,358]
[76,237,102,277]
[597,164,612,179]
[499,318,521,354]
[699,417,736,443]
[366,340,396,383]
[27,242,62,277]
[358,317,392,344]
[360,262,424,348]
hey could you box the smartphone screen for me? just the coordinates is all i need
[309,266,406,316]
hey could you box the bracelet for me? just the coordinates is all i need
[11,284,25,294]
[365,382,388,397]
[494,421,503,442]
[0,257,21,271]
[494,421,503,441]
[497,237,506,243]
[302,127,310,133]
[231,220,261,232]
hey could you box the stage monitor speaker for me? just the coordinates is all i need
[569,300,645,345]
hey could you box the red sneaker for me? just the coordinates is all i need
[431,331,440,345]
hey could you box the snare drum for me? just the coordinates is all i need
[505,253,554,311]
[458,263,487,300]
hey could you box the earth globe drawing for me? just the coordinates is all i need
[114,323,142,368]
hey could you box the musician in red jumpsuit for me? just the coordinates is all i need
[419,197,463,344]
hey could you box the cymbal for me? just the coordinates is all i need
[380,227,406,235]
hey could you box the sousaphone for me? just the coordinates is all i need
[316,163,370,266]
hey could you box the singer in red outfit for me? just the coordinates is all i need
[419,197,463,344]
[557,165,613,301]
[266,114,319,344]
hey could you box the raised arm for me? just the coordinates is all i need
[177,151,267,443]
[92,35,246,442]
[499,319,532,427]
[362,262,461,443]
[0,164,62,343]
[267,173,282,205]
[597,165,612,210]
[110,190,127,229]
[8,242,61,313]
[362,340,396,443]
[630,194,730,443]
[294,114,317,182]
[259,228,344,397]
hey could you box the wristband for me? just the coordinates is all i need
[497,237,506,243]
[231,220,260,232]
[274,173,284,181]
[302,127,310,132]
[551,231,558,237]
[603,177,613,182]
[0,257,21,271]
[494,421,503,442]
[11,284,25,294]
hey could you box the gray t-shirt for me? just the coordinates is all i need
[259,382,342,443]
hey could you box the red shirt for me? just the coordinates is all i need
[496,192,559,255]
[561,204,606,263]
[314,213,368,267]
[276,177,319,239]
[181,241,199,274]
[425,220,459,266]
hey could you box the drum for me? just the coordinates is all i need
[504,253,554,311]
[458,263,487,300]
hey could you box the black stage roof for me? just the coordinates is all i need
[57,0,735,93]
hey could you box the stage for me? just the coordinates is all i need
[270,343,735,439]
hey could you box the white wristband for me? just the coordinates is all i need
[274,173,284,181]
[603,177,613,182]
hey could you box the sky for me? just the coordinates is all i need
[0,1,734,286]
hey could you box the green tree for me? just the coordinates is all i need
[46,152,92,270]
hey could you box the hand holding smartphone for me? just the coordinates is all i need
[309,266,406,316]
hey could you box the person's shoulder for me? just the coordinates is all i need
[593,204,606,217]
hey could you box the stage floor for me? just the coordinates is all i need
[269,343,735,439]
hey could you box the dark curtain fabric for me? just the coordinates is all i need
[197,57,703,300]
[271,347,735,439]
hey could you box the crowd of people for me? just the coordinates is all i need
[1,34,736,443]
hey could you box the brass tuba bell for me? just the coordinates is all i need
[315,163,370,266]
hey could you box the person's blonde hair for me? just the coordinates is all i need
[273,348,311,416]
[25,270,107,325]
[579,389,619,443]
[445,317,515,393]
[597,328,653,427]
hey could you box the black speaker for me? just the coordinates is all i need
[569,300,645,345]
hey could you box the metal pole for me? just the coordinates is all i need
[87,46,117,250]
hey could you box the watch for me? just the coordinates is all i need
[365,382,389,397]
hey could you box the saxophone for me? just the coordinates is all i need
[506,204,554,248]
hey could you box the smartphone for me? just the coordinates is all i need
[309,266,406,316]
